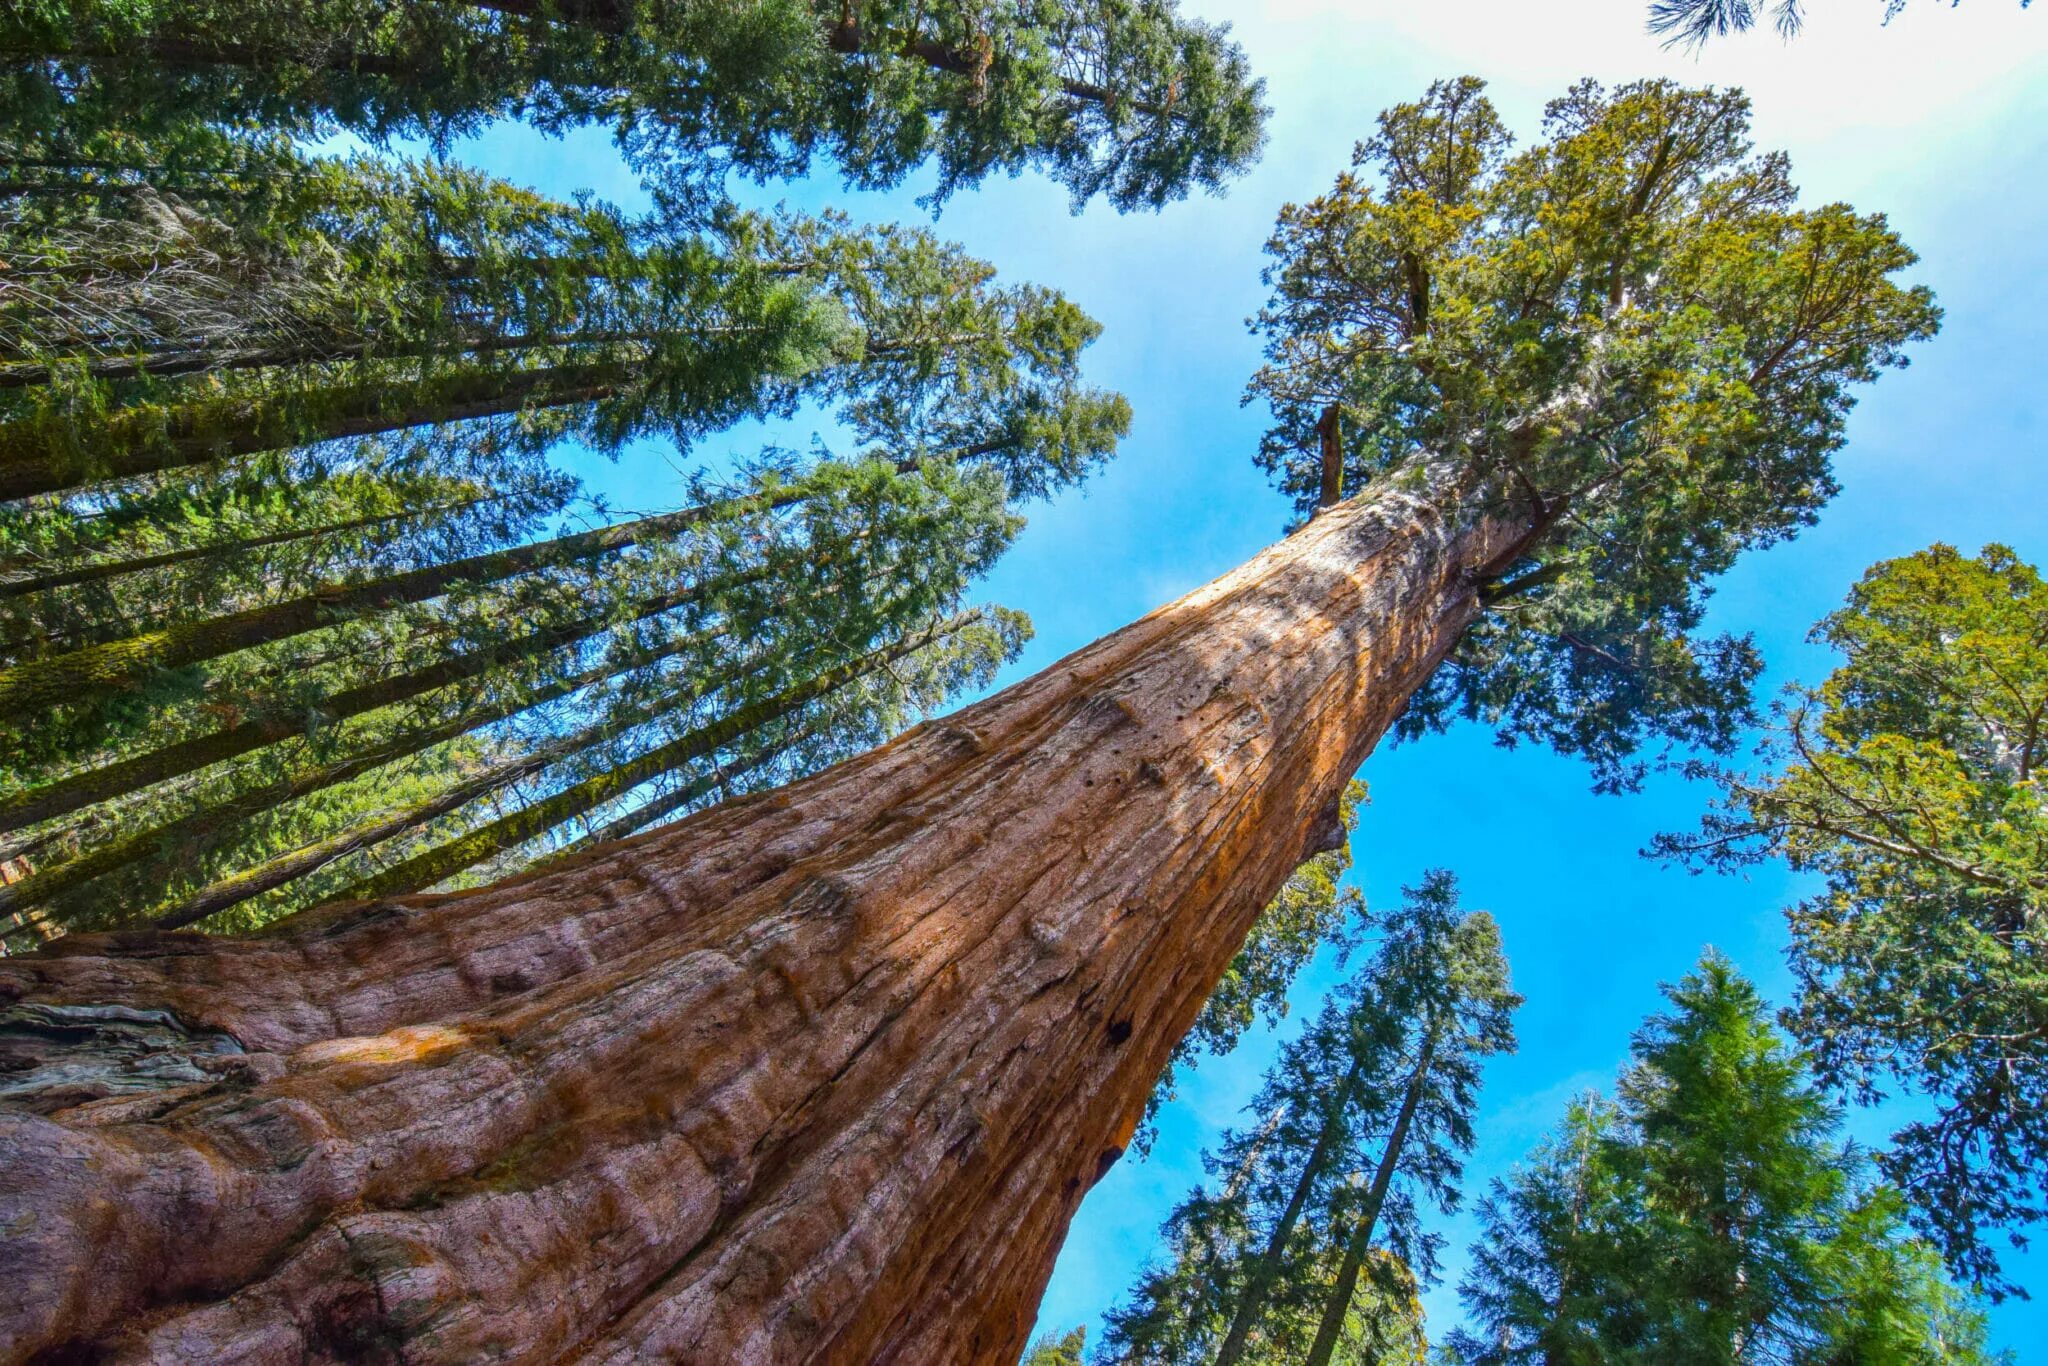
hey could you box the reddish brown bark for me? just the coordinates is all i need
[0,469,1529,1363]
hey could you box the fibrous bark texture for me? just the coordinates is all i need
[0,471,1526,1364]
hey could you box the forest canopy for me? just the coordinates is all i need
[0,2,2037,1360]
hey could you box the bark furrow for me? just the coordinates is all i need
[0,470,1527,1363]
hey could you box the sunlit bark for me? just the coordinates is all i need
[0,466,1530,1363]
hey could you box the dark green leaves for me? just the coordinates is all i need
[1664,544,2048,1297]
[1450,954,1999,1362]
[1247,78,1937,790]
[6,0,1268,213]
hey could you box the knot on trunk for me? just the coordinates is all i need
[1299,794,1348,864]
[0,1001,247,1115]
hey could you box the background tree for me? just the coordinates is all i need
[0,459,1033,942]
[4,0,1268,212]
[0,79,1938,1362]
[0,143,1129,944]
[1,145,1126,506]
[1023,1325,1088,1366]
[1662,543,2048,1298]
[1449,1096,1658,1361]
[1102,873,1514,1366]
[1448,953,2001,1363]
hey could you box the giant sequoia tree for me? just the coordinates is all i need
[0,79,1937,1361]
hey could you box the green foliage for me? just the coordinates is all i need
[1645,0,2027,51]
[1449,953,2002,1362]
[1102,873,1515,1365]
[5,0,1267,212]
[1021,1325,1086,1366]
[0,449,1041,938]
[0,136,1127,947]
[1647,0,1814,47]
[1663,543,2048,1297]
[1,146,1128,507]
[1247,77,1937,790]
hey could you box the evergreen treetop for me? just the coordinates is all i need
[1248,77,1938,789]
[1450,952,2003,1363]
[7,0,1268,212]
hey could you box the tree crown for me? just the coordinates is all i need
[1664,543,2048,1296]
[1249,77,1939,789]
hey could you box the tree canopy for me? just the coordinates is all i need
[5,0,1268,212]
[1248,76,1938,791]
[0,138,1133,945]
[1664,543,2048,1298]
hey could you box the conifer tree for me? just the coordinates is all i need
[133,605,1022,931]
[2,149,1124,502]
[1022,1325,1087,1366]
[1103,873,1515,1366]
[1646,0,2012,49]
[0,137,1126,943]
[0,460,1030,940]
[1449,953,2001,1363]
[1249,76,1935,791]
[1664,543,2048,1297]
[0,80,1938,1362]
[5,0,1268,212]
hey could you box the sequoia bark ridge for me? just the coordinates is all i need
[0,469,1530,1364]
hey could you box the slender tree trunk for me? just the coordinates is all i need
[0,625,724,918]
[1301,1031,1440,1366]
[0,362,622,502]
[0,326,687,392]
[142,645,779,931]
[538,732,796,864]
[6,538,905,838]
[0,467,1530,1363]
[0,499,477,601]
[0,572,745,837]
[0,498,744,722]
[150,725,599,931]
[20,0,1150,115]
[338,615,965,901]
[1211,1052,1369,1366]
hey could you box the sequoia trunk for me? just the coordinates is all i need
[0,468,1528,1363]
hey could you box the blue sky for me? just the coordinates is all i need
[440,0,2048,1350]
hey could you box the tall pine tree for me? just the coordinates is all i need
[1450,953,2001,1363]
[0,148,1128,942]
[1103,872,1516,1366]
